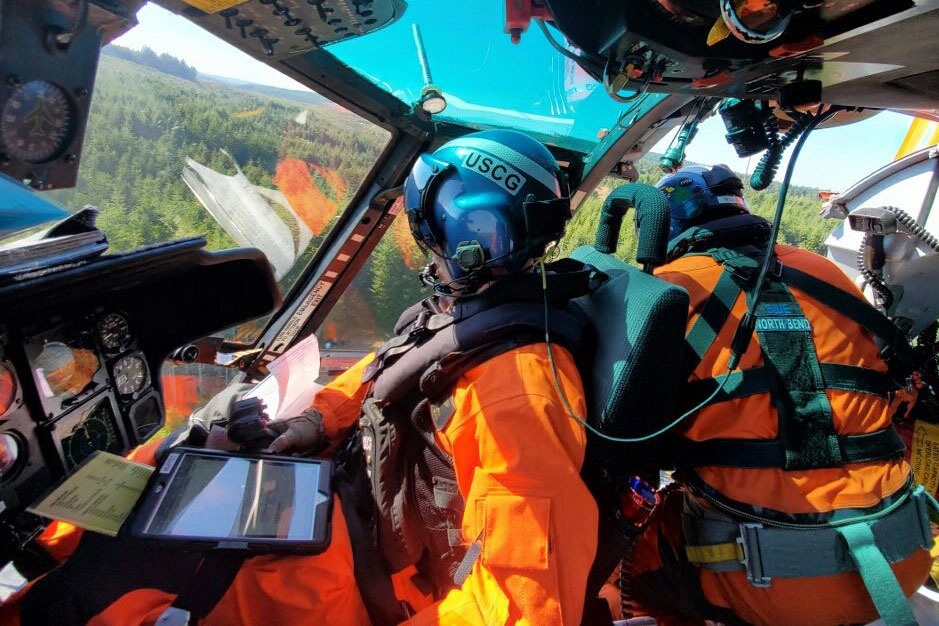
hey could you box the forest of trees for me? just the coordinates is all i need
[102,45,199,82]
[42,49,838,347]
[44,52,395,341]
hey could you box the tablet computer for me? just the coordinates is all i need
[122,447,332,554]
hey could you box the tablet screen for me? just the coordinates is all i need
[145,452,325,541]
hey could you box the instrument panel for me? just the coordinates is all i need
[0,309,163,513]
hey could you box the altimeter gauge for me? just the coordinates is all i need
[98,313,132,352]
[0,80,75,164]
[112,353,148,397]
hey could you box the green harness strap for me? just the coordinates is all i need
[779,264,915,367]
[838,485,939,626]
[676,246,904,469]
[682,263,745,379]
[751,279,842,468]
[681,363,894,408]
[675,244,924,624]
[837,521,918,626]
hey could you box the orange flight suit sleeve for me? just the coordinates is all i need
[405,344,599,626]
[309,353,374,440]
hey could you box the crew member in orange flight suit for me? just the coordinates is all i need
[625,165,932,626]
[0,130,603,626]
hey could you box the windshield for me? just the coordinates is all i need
[327,0,629,154]
[39,4,391,342]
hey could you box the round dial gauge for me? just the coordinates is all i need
[62,400,120,470]
[0,432,23,478]
[0,364,16,415]
[112,354,148,396]
[1,80,74,163]
[98,313,131,352]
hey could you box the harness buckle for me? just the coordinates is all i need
[736,523,772,587]
[770,257,784,279]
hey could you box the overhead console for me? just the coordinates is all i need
[539,0,939,116]
[156,0,405,61]
[0,235,279,571]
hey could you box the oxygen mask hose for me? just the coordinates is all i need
[727,106,840,370]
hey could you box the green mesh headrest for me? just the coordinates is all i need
[570,246,689,468]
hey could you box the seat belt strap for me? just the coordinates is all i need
[683,266,743,379]
[753,281,841,469]
[671,426,905,468]
[452,530,483,587]
[685,542,744,564]
[779,265,914,366]
[836,522,918,626]
[680,363,894,409]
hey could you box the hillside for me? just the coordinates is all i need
[41,52,417,339]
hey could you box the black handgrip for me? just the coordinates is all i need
[594,183,670,272]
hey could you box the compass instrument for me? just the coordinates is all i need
[0,0,105,189]
[0,80,75,164]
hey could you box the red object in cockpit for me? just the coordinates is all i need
[0,364,14,414]
[504,0,553,44]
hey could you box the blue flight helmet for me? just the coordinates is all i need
[656,164,749,239]
[403,129,571,294]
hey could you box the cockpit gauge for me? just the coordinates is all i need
[112,353,148,397]
[0,433,23,479]
[98,313,131,352]
[0,363,16,415]
[33,340,99,399]
[0,80,74,164]
[60,397,122,470]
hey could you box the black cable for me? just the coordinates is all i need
[857,233,894,310]
[749,112,810,191]
[727,106,839,370]
[891,207,939,251]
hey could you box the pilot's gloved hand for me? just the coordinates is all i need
[268,409,326,454]
[188,381,255,450]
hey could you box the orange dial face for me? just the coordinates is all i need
[0,364,14,414]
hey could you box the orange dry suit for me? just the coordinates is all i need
[2,266,601,626]
[627,215,933,626]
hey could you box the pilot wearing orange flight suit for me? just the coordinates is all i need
[0,130,603,626]
[625,165,933,626]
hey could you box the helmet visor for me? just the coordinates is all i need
[404,153,454,249]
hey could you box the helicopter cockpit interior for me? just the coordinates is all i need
[0,0,937,589]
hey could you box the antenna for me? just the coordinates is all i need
[411,23,446,115]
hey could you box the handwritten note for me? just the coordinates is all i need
[28,452,153,536]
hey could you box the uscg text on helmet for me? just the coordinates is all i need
[462,151,526,195]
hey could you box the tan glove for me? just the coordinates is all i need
[268,409,326,454]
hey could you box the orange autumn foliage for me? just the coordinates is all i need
[311,163,347,203]
[392,207,424,270]
[273,158,344,236]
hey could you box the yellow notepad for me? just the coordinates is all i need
[28,452,154,537]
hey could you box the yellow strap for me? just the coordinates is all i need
[685,542,745,565]
[929,540,939,589]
